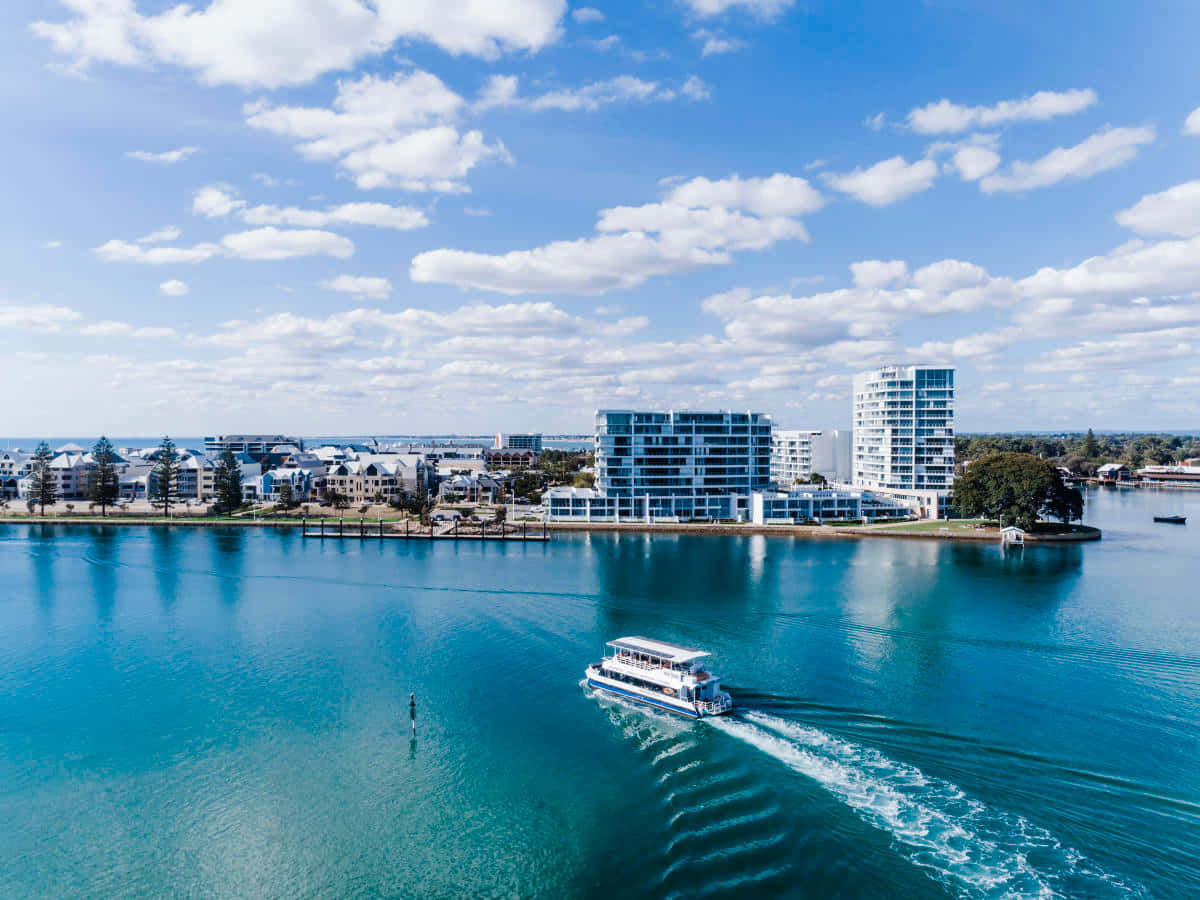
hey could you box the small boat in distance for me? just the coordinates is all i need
[1153,514,1187,524]
[586,637,733,718]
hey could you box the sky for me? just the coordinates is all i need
[2,0,1200,437]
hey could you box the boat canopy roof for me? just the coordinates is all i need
[608,636,710,663]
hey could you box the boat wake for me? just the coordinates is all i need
[710,711,1145,898]
[585,682,795,898]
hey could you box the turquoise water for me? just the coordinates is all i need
[1,487,1198,898]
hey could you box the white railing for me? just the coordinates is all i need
[610,656,683,678]
[696,696,733,714]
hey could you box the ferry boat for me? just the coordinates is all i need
[585,636,733,718]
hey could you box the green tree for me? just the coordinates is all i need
[88,436,120,516]
[150,437,179,516]
[212,449,244,515]
[326,488,350,511]
[807,472,828,486]
[1083,428,1100,459]
[277,481,295,510]
[28,442,58,515]
[953,452,1083,530]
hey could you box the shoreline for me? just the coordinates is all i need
[545,522,1102,542]
[0,516,1102,542]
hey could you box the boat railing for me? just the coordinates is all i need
[609,655,682,676]
[696,696,733,714]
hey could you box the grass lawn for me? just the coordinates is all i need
[883,519,998,533]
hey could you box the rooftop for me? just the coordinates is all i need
[607,636,710,663]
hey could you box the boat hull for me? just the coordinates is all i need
[587,677,700,717]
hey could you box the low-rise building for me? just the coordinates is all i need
[324,454,428,504]
[204,434,300,461]
[749,487,914,524]
[437,473,500,504]
[495,433,543,452]
[484,448,538,470]
[1097,463,1132,483]
[1135,464,1200,485]
[0,451,31,499]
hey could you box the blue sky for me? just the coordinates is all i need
[3,0,1200,436]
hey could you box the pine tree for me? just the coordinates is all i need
[29,442,59,516]
[150,436,179,517]
[88,436,120,516]
[213,449,244,515]
[1083,428,1100,459]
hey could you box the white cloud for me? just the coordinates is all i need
[1019,234,1200,300]
[692,29,745,55]
[572,7,605,23]
[245,71,509,193]
[681,0,794,19]
[126,146,201,164]
[193,184,244,217]
[587,34,620,51]
[241,201,429,230]
[95,239,222,264]
[252,172,280,187]
[863,112,886,131]
[322,275,392,298]
[159,280,189,296]
[411,171,820,294]
[0,303,81,332]
[412,233,729,295]
[244,70,464,157]
[911,259,988,292]
[980,126,1155,193]
[95,228,353,263]
[219,227,355,261]
[850,259,908,289]
[136,226,182,244]
[338,126,510,191]
[907,89,1098,134]
[527,76,677,111]
[1183,107,1200,136]
[1115,180,1200,237]
[40,240,63,249]
[474,73,705,113]
[680,75,711,101]
[951,145,1001,181]
[822,156,938,206]
[34,0,566,87]
[474,74,521,111]
[666,173,824,217]
[81,321,177,338]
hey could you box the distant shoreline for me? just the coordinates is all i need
[545,522,1102,542]
[0,516,1102,542]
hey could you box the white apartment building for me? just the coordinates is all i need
[548,410,772,521]
[852,365,955,517]
[771,430,821,485]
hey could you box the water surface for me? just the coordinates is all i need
[1,487,1197,898]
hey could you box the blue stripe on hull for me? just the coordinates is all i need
[587,678,700,718]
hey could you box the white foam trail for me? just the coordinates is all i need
[651,741,696,767]
[657,758,705,785]
[666,784,765,826]
[665,805,780,854]
[663,863,792,900]
[710,713,1142,898]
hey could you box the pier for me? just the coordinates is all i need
[300,517,550,541]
